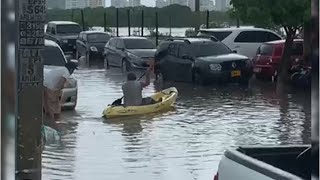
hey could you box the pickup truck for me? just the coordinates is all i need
[214,145,315,180]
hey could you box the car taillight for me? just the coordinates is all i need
[273,46,283,57]
[213,172,218,180]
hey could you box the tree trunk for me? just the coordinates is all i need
[277,29,295,86]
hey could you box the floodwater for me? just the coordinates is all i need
[42,67,311,180]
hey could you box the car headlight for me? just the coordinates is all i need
[62,39,68,43]
[127,52,139,59]
[90,46,98,52]
[209,64,222,71]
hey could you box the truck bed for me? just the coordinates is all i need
[224,145,311,180]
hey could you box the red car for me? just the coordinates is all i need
[253,39,304,80]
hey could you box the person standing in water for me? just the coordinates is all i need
[43,62,78,121]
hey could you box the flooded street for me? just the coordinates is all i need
[42,67,311,180]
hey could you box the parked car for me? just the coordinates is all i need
[154,37,253,85]
[213,145,312,180]
[42,39,78,110]
[103,37,156,72]
[45,21,82,56]
[253,39,304,80]
[197,27,282,60]
[76,31,112,66]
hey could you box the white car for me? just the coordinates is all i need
[213,145,311,180]
[197,27,282,60]
[42,39,78,110]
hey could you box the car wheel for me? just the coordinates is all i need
[122,59,131,73]
[104,56,110,69]
[85,52,90,66]
[193,72,205,85]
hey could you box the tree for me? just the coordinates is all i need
[230,0,311,85]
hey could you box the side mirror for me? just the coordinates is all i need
[65,55,72,61]
[70,59,79,66]
[232,50,237,53]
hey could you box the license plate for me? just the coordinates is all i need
[231,70,241,77]
[253,67,261,73]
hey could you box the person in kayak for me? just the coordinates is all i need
[122,62,156,106]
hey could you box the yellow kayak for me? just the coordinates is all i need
[103,87,178,118]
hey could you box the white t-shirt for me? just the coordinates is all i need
[44,67,70,91]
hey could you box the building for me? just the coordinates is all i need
[65,0,87,9]
[156,0,167,8]
[215,0,231,11]
[89,0,105,8]
[128,0,141,7]
[188,0,195,11]
[47,0,66,9]
[111,0,127,8]
[200,0,214,11]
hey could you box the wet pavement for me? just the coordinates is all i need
[42,67,311,180]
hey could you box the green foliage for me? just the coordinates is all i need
[47,5,234,27]
[230,0,311,31]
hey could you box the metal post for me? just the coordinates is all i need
[116,8,119,37]
[71,9,74,21]
[236,18,240,28]
[104,11,107,32]
[16,0,45,179]
[156,12,159,46]
[127,9,131,36]
[141,10,144,37]
[81,9,85,31]
[195,0,200,31]
[169,15,172,36]
[206,10,210,29]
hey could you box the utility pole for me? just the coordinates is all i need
[195,0,200,32]
[16,0,45,179]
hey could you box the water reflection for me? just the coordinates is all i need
[42,68,311,180]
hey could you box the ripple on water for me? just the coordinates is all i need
[42,68,311,180]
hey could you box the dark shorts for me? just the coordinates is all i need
[141,97,156,105]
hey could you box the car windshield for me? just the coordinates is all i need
[124,39,156,49]
[56,24,81,34]
[198,31,232,41]
[193,43,232,57]
[257,44,274,56]
[41,46,66,66]
[88,33,111,43]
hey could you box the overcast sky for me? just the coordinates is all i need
[105,0,155,7]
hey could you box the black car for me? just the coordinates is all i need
[104,37,156,72]
[154,37,253,85]
[76,31,112,66]
[45,21,82,56]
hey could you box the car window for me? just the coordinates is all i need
[168,44,179,57]
[234,31,257,43]
[198,31,232,41]
[292,42,303,56]
[56,24,81,34]
[88,33,111,43]
[41,46,66,66]
[108,39,116,47]
[235,31,281,43]
[178,44,192,58]
[116,39,124,48]
[124,39,155,49]
[46,25,51,33]
[257,44,274,56]
[192,42,232,57]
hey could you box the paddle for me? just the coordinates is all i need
[111,72,147,106]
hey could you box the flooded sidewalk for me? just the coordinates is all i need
[42,68,311,180]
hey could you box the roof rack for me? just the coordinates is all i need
[165,38,191,44]
[188,36,219,42]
